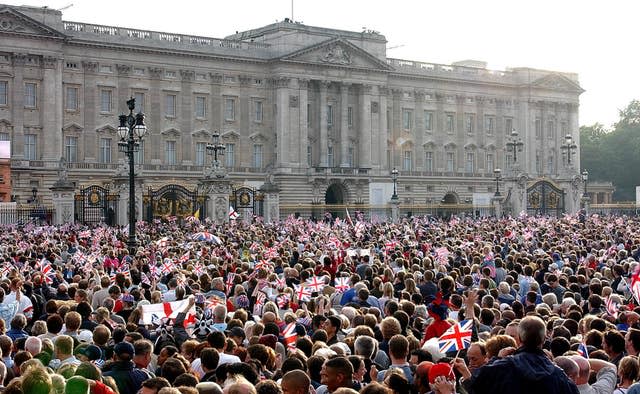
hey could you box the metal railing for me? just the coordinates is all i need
[589,203,639,216]
[0,205,55,225]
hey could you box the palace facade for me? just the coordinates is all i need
[0,4,586,219]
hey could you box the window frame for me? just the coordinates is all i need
[24,82,37,108]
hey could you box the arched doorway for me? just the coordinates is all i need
[440,192,459,218]
[442,192,458,204]
[324,183,347,220]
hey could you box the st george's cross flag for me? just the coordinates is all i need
[438,319,473,353]
[140,299,196,328]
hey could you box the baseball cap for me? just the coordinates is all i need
[79,345,102,361]
[428,362,455,384]
[113,341,135,359]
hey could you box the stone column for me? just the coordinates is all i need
[11,53,26,159]
[148,67,163,164]
[260,181,280,223]
[274,77,291,168]
[492,195,503,218]
[82,61,98,162]
[390,196,399,222]
[180,70,195,164]
[340,82,350,167]
[378,86,389,170]
[359,84,372,169]
[319,81,329,167]
[298,79,310,169]
[50,180,75,225]
[200,178,231,225]
[42,56,62,161]
[113,177,144,225]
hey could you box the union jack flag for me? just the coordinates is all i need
[438,319,473,353]
[141,273,151,286]
[435,247,450,266]
[282,322,297,351]
[272,276,286,289]
[306,276,325,293]
[254,260,271,271]
[78,230,91,239]
[161,259,175,275]
[193,264,204,277]
[277,293,291,309]
[178,251,190,264]
[577,342,589,358]
[253,292,267,315]
[605,297,619,319]
[294,284,312,302]
[41,262,55,284]
[226,273,236,294]
[334,277,351,293]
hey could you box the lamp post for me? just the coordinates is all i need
[206,131,226,176]
[391,168,399,200]
[494,168,502,197]
[561,134,577,165]
[505,129,524,164]
[117,97,147,255]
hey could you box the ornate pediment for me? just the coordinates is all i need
[530,74,584,94]
[221,130,240,140]
[192,129,211,139]
[62,123,83,134]
[395,136,413,147]
[0,7,66,39]
[279,37,392,71]
[422,140,436,148]
[161,128,181,138]
[96,125,117,134]
[249,132,268,142]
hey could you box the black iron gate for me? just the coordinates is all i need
[144,184,205,222]
[230,186,264,220]
[75,185,118,225]
[527,180,565,217]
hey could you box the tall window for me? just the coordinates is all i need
[195,142,206,166]
[255,100,263,122]
[100,90,112,112]
[224,98,235,121]
[225,143,235,168]
[165,94,176,117]
[196,96,207,118]
[424,111,433,131]
[446,152,455,172]
[327,105,333,127]
[327,146,334,167]
[65,87,78,110]
[0,132,9,141]
[307,146,312,166]
[505,117,513,134]
[486,153,494,173]
[506,154,513,169]
[24,83,37,108]
[425,151,433,172]
[0,81,7,105]
[547,153,555,173]
[561,121,568,136]
[165,141,176,165]
[348,106,353,128]
[465,113,475,134]
[465,152,475,173]
[446,113,455,133]
[403,150,412,171]
[347,147,354,167]
[535,119,542,139]
[402,109,413,130]
[485,115,494,135]
[64,136,77,162]
[134,140,144,164]
[99,138,111,163]
[547,120,555,140]
[253,144,263,168]
[134,92,144,113]
[24,134,37,160]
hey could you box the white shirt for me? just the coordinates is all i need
[218,352,241,366]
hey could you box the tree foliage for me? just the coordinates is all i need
[581,100,640,201]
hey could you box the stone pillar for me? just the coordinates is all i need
[274,77,291,168]
[378,86,389,169]
[11,53,26,159]
[319,81,329,167]
[113,176,144,225]
[298,79,310,169]
[148,67,163,164]
[201,178,231,225]
[82,61,98,161]
[390,196,399,222]
[180,70,195,164]
[492,196,503,218]
[50,180,75,225]
[260,181,280,223]
[359,84,372,169]
[42,56,62,161]
[340,83,350,167]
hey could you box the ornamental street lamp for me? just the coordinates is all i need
[206,131,226,175]
[582,170,589,195]
[494,168,502,197]
[391,168,399,200]
[117,97,147,255]
[561,134,578,165]
[505,129,524,164]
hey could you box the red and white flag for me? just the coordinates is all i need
[334,277,351,293]
[438,319,473,353]
[282,322,297,351]
[140,299,196,328]
[226,273,236,294]
[306,276,326,293]
[229,206,240,220]
[631,266,640,304]
[605,297,619,319]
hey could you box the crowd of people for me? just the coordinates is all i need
[0,213,639,394]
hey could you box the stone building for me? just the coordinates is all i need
[0,4,587,221]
